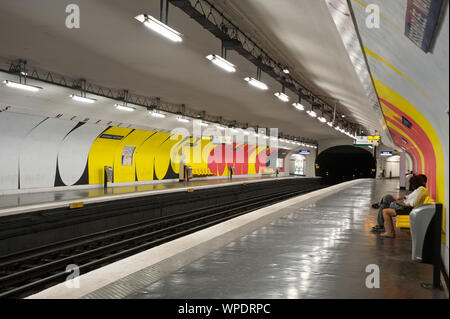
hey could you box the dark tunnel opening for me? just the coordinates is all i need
[316,145,376,185]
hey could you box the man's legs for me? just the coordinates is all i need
[381,208,396,237]
[375,195,395,228]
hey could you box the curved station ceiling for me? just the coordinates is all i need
[0,0,390,143]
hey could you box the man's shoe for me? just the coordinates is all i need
[370,226,385,233]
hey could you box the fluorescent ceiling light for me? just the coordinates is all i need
[327,122,333,127]
[283,68,290,74]
[292,102,304,111]
[135,14,182,43]
[206,54,236,73]
[244,77,268,90]
[306,110,317,118]
[199,121,209,127]
[3,80,42,92]
[150,111,166,118]
[115,104,135,112]
[177,117,189,123]
[216,125,226,131]
[318,116,327,123]
[274,92,289,102]
[70,94,96,104]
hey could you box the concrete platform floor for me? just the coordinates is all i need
[128,179,446,299]
[0,176,290,211]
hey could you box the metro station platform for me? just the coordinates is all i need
[0,175,302,217]
[28,179,447,299]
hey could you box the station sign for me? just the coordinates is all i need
[100,134,124,140]
[212,135,232,145]
[405,0,444,52]
[355,136,380,147]
[380,151,393,156]
[299,150,311,154]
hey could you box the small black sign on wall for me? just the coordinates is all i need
[402,116,413,129]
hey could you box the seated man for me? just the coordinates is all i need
[381,175,428,238]
[370,175,420,232]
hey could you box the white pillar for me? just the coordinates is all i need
[399,151,406,189]
[179,151,185,181]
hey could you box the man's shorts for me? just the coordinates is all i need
[389,201,413,215]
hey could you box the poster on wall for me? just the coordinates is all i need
[121,146,136,166]
[404,0,444,52]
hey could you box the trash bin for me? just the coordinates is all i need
[409,203,443,287]
[185,166,193,182]
[104,166,113,188]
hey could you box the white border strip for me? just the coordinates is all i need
[27,178,367,299]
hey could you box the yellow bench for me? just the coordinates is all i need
[396,196,435,229]
[261,167,275,175]
[192,168,214,177]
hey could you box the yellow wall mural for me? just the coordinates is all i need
[86,126,285,185]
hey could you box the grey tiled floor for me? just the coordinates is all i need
[128,179,446,299]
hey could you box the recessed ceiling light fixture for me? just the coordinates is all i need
[70,79,96,104]
[3,80,42,92]
[274,92,289,102]
[135,14,183,43]
[150,110,166,118]
[244,77,268,90]
[282,68,290,74]
[245,65,268,90]
[177,116,189,123]
[70,94,96,104]
[306,110,317,118]
[206,54,236,73]
[318,116,327,123]
[274,83,289,102]
[292,102,304,111]
[115,104,135,112]
[115,90,135,111]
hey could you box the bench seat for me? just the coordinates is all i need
[395,196,435,229]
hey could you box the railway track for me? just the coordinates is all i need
[0,182,324,298]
